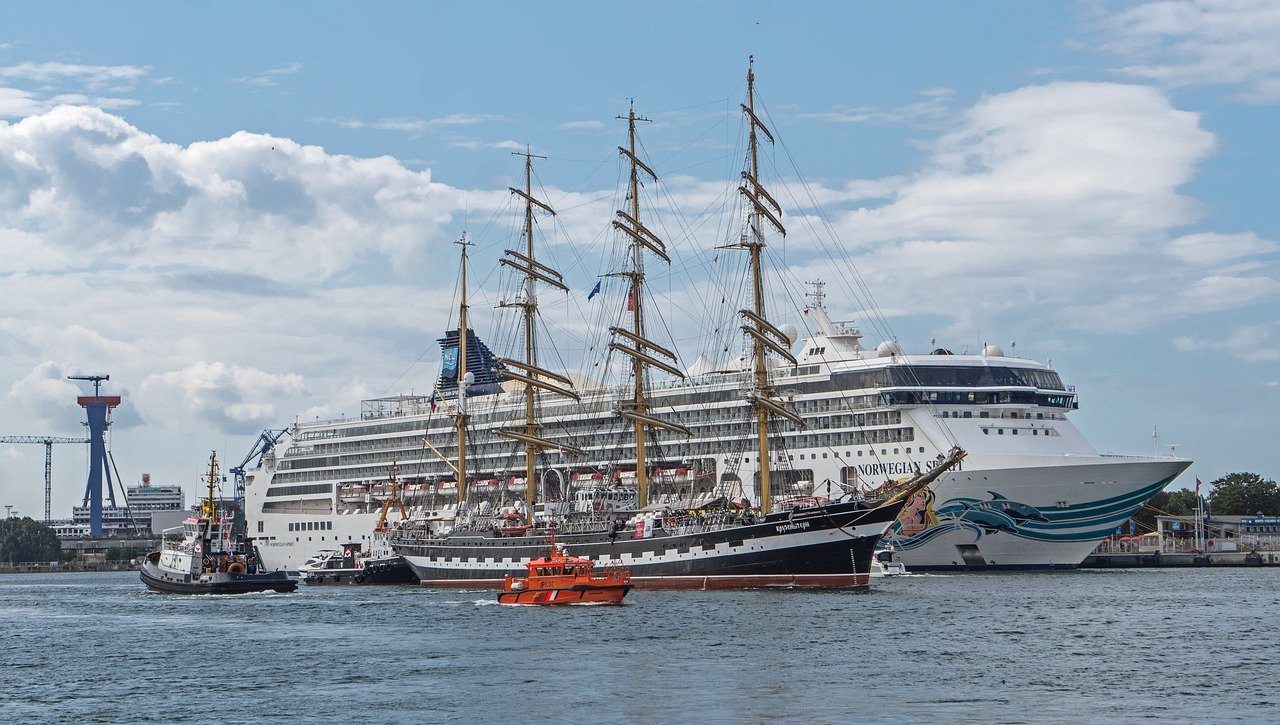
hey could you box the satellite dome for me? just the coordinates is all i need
[778,323,799,345]
[981,344,1005,358]
[930,348,953,355]
[685,354,716,377]
[875,341,901,358]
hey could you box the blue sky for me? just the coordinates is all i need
[1,1,1277,517]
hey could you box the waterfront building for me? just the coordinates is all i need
[58,475,186,539]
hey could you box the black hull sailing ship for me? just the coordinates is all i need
[395,495,914,589]
[386,59,964,589]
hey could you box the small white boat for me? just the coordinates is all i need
[870,546,908,577]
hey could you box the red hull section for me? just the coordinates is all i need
[497,584,631,605]
[428,573,869,590]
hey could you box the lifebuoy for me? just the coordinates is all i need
[227,562,246,574]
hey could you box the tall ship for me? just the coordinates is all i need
[242,60,1189,573]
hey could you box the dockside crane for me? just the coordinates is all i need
[0,436,89,524]
[230,428,290,504]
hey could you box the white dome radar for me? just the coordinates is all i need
[980,344,1005,358]
[778,323,799,345]
[875,340,901,358]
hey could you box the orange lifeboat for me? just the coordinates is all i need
[498,538,631,606]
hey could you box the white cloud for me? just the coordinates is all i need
[0,105,483,280]
[798,88,956,125]
[559,120,605,131]
[1173,323,1280,362]
[0,86,40,117]
[230,62,302,87]
[450,139,522,150]
[773,81,1280,335]
[0,61,150,89]
[0,86,141,118]
[1166,231,1278,264]
[1182,274,1280,310]
[1103,0,1280,103]
[142,361,306,434]
[5,362,90,434]
[317,113,507,133]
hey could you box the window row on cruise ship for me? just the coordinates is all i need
[883,390,1077,408]
[288,521,332,532]
[826,365,1065,391]
[264,426,920,488]
[265,483,334,497]
[275,420,915,474]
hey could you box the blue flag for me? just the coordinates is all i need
[587,281,602,300]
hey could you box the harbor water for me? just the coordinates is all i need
[2,569,1276,722]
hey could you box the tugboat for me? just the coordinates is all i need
[140,451,297,595]
[300,463,417,585]
[498,532,632,605]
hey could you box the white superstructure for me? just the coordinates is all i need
[243,285,1188,571]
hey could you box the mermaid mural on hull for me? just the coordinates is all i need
[882,476,1177,552]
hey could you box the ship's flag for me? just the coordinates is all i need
[625,291,635,312]
[587,281,602,300]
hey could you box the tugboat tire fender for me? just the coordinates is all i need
[227,562,246,574]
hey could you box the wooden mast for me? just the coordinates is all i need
[203,450,218,520]
[454,234,471,505]
[735,56,799,515]
[495,147,582,516]
[610,102,689,510]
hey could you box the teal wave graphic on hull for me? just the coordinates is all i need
[885,476,1177,550]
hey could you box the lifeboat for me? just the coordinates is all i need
[498,538,631,606]
[491,511,531,537]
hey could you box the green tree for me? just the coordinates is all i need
[1132,491,1169,532]
[0,517,63,564]
[1208,473,1280,516]
[1164,489,1199,517]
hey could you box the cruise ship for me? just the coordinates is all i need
[242,59,1189,572]
[243,283,1187,571]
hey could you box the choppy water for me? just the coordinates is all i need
[1,569,1276,722]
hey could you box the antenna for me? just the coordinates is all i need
[68,374,109,397]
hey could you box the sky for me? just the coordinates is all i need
[1,1,1277,517]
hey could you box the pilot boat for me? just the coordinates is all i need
[140,452,297,595]
[498,534,632,605]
